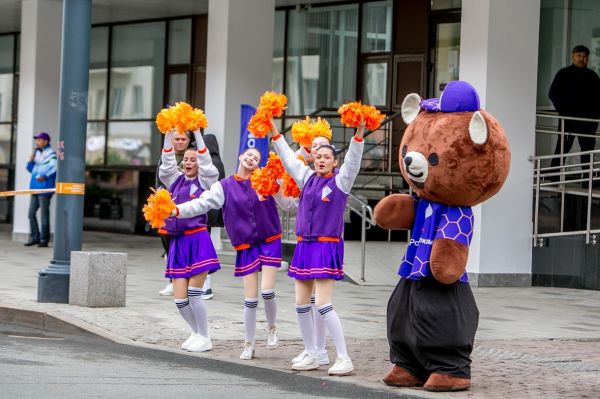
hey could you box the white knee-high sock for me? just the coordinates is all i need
[188,287,208,337]
[202,275,211,291]
[317,303,348,358]
[175,298,197,333]
[244,298,259,344]
[295,304,316,354]
[312,295,327,353]
[261,290,277,328]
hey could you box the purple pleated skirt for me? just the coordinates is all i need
[234,239,282,277]
[165,229,221,279]
[288,240,344,281]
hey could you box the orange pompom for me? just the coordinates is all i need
[291,116,315,147]
[250,167,280,197]
[142,188,176,229]
[259,91,288,118]
[187,108,208,131]
[265,152,285,179]
[282,172,301,198]
[360,104,385,131]
[247,109,272,138]
[338,102,364,128]
[156,107,178,134]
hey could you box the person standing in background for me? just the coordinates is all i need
[25,132,57,247]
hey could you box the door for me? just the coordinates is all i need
[428,14,461,97]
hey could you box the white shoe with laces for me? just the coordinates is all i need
[240,341,255,360]
[327,356,353,376]
[292,352,319,371]
[186,335,212,352]
[317,350,330,365]
[266,326,278,349]
[292,350,308,364]
[201,288,214,300]
[158,283,173,296]
[181,332,197,350]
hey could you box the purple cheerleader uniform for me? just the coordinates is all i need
[161,174,220,279]
[220,175,283,277]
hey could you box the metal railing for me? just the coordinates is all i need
[532,113,600,247]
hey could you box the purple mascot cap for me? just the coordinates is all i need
[419,81,480,112]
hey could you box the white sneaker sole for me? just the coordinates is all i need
[328,368,353,376]
[201,294,213,300]
[292,362,320,371]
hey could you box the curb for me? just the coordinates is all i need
[0,302,425,399]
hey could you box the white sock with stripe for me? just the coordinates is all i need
[244,298,259,345]
[188,287,208,337]
[311,295,327,353]
[317,303,348,358]
[261,290,277,328]
[295,304,316,355]
[174,298,197,333]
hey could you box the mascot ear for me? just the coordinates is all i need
[469,111,488,145]
[401,93,421,125]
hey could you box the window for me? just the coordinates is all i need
[168,19,192,65]
[431,0,462,10]
[361,1,393,53]
[363,61,388,107]
[132,85,144,115]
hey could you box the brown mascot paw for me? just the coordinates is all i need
[382,365,424,387]
[430,239,468,284]
[374,194,415,230]
[424,373,471,391]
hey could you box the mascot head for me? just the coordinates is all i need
[399,81,510,206]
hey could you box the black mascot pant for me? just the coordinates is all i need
[387,277,479,380]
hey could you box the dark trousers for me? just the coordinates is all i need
[29,194,51,243]
[387,277,479,380]
[551,119,599,168]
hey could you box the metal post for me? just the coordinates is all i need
[360,204,366,282]
[533,159,541,246]
[586,153,594,244]
[37,0,91,303]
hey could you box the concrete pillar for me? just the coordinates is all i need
[460,0,540,286]
[12,0,62,242]
[204,0,275,175]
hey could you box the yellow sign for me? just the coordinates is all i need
[56,182,85,195]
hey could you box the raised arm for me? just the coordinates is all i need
[335,123,365,194]
[270,122,314,189]
[175,181,225,219]
[158,131,181,189]
[193,130,219,190]
[273,188,298,211]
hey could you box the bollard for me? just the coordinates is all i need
[69,251,127,307]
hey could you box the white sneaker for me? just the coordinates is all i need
[292,350,308,364]
[328,356,353,376]
[292,352,319,371]
[266,326,278,349]
[201,288,214,300]
[158,283,173,296]
[186,335,212,352]
[239,341,255,360]
[181,332,197,350]
[317,350,330,365]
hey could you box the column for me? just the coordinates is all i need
[204,0,275,175]
[12,0,62,242]
[460,0,540,286]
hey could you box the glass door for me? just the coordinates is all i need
[428,14,461,97]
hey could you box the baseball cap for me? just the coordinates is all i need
[33,132,51,141]
[419,81,480,112]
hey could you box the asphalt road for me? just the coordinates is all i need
[0,323,411,399]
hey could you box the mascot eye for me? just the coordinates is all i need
[428,153,439,166]
[402,145,408,157]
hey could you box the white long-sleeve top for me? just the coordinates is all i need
[176,178,296,219]
[271,135,365,194]
[158,147,219,191]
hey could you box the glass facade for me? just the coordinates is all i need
[0,33,17,223]
[361,1,393,53]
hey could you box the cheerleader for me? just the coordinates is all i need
[270,120,365,376]
[173,148,295,360]
[159,129,221,352]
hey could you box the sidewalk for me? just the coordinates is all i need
[1,224,599,398]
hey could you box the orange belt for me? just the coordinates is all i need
[297,236,340,243]
[157,226,207,235]
[234,232,283,251]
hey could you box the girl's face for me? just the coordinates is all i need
[239,149,261,171]
[314,146,338,176]
[182,149,198,178]
[310,136,331,158]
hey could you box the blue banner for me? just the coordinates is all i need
[239,104,269,167]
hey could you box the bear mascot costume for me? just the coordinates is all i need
[374,81,510,392]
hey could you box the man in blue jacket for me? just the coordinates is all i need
[25,132,57,247]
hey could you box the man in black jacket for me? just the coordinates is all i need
[155,130,226,298]
[549,45,600,169]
